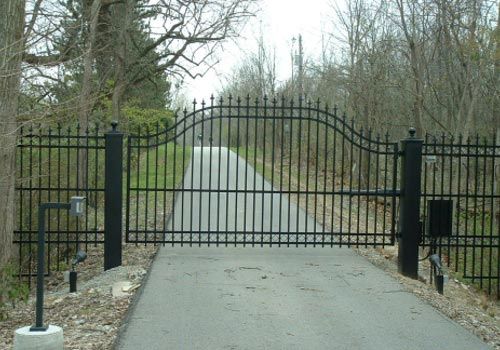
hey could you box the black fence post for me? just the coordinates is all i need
[398,127,423,279]
[104,121,123,270]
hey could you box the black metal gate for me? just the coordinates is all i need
[125,96,400,247]
[14,96,498,296]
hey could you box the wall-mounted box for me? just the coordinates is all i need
[427,200,453,237]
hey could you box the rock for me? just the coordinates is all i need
[122,283,140,293]
[112,281,132,297]
[74,319,86,325]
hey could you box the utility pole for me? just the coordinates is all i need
[291,37,296,93]
[298,34,304,97]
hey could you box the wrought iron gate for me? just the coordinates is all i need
[125,96,400,247]
[14,96,498,296]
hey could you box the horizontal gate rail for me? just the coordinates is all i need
[126,187,401,196]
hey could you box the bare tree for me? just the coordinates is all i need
[108,0,257,122]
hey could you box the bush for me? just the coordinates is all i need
[0,264,29,320]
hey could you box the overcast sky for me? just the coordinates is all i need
[179,0,334,102]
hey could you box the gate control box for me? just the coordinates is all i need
[426,200,453,237]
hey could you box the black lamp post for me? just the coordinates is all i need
[30,196,85,332]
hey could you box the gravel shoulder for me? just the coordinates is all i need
[0,244,157,350]
[356,246,499,349]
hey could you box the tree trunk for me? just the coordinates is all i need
[78,0,101,195]
[0,0,25,269]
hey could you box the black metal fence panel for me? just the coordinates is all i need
[421,134,499,296]
[15,124,105,283]
[126,96,399,247]
[13,98,499,298]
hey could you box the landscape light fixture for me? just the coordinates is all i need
[429,254,445,295]
[31,196,86,331]
[69,250,87,293]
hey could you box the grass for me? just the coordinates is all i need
[127,143,191,239]
[127,142,190,191]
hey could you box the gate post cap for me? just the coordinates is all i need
[111,121,118,131]
[408,127,416,138]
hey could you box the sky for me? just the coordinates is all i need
[179,0,335,102]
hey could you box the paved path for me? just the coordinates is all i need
[164,147,320,244]
[116,147,490,350]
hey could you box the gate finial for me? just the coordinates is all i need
[408,127,416,138]
[111,121,118,131]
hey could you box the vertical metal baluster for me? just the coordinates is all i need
[28,124,33,284]
[46,127,52,270]
[305,100,311,246]
[447,136,454,267]
[287,99,294,247]
[217,98,223,247]
[339,112,345,246]
[365,130,372,247]
[66,126,71,264]
[439,134,446,260]
[488,135,495,295]
[390,137,398,246]
[153,123,159,244]
[75,124,80,252]
[331,108,337,246]
[95,124,100,245]
[85,126,89,249]
[347,119,354,247]
[464,136,471,282]
[181,108,188,246]
[322,103,329,247]
[431,135,439,284]
[480,137,488,291]
[261,96,267,246]
[208,96,215,246]
[199,100,205,245]
[235,97,241,245]
[252,98,259,246]
[162,121,168,245]
[270,97,277,246]
[225,96,232,246]
[38,125,45,274]
[356,128,363,247]
[472,135,480,284]
[57,125,62,260]
[314,100,320,246]
[145,126,151,245]
[279,97,285,246]
[381,135,388,247]
[171,115,178,245]
[18,126,24,279]
[190,101,197,246]
[296,97,302,247]
[244,96,250,245]
[455,135,463,272]
[135,127,141,244]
